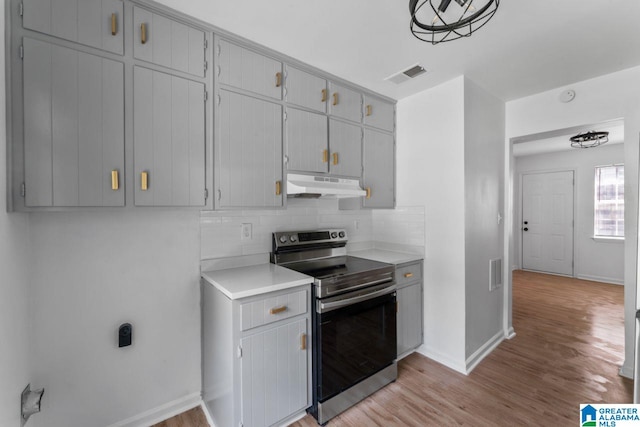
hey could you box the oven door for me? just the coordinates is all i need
[315,283,397,403]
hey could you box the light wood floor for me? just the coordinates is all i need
[159,270,632,426]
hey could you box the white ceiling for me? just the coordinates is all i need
[161,0,640,101]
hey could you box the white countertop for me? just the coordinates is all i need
[349,249,424,265]
[201,263,313,300]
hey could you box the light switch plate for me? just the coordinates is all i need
[241,223,252,240]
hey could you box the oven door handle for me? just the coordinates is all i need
[318,284,396,313]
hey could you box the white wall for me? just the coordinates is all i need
[0,3,32,424]
[463,79,505,361]
[506,66,640,377]
[515,144,625,284]
[396,77,467,371]
[27,211,202,427]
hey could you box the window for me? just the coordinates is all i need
[594,164,624,237]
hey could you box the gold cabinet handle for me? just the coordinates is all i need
[276,72,282,88]
[301,333,307,350]
[270,306,287,315]
[111,170,119,190]
[332,152,339,165]
[321,89,327,103]
[140,23,147,44]
[332,92,339,106]
[404,272,414,278]
[275,180,282,196]
[366,187,371,199]
[323,149,329,163]
[141,171,148,191]
[366,105,372,116]
[111,13,117,36]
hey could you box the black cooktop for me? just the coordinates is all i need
[283,255,392,279]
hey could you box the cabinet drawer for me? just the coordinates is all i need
[240,289,308,331]
[396,262,422,287]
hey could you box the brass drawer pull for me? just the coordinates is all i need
[323,149,329,163]
[366,187,371,199]
[276,72,282,88]
[275,180,282,196]
[366,104,372,116]
[141,171,148,191]
[111,170,119,190]
[301,333,307,350]
[111,13,117,36]
[332,92,339,106]
[141,23,147,44]
[321,89,327,103]
[269,306,287,315]
[332,152,339,165]
[404,272,414,278]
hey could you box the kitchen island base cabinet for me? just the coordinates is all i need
[202,283,311,427]
[396,260,424,358]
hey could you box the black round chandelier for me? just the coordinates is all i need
[569,131,609,149]
[409,0,500,45]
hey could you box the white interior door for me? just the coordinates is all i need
[522,171,574,275]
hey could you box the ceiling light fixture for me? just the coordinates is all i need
[409,0,500,45]
[570,131,609,149]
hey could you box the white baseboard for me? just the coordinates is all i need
[200,399,305,427]
[576,274,624,286]
[465,331,504,374]
[416,344,467,375]
[106,392,202,427]
[201,401,215,427]
[506,327,516,339]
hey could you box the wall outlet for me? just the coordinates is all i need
[241,223,252,240]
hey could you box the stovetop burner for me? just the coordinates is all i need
[283,255,392,279]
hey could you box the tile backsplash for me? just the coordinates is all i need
[200,199,425,261]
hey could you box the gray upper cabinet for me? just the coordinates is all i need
[133,6,206,77]
[22,0,124,55]
[364,96,395,132]
[133,66,206,207]
[329,119,362,178]
[363,128,395,208]
[285,66,327,113]
[217,90,284,209]
[23,37,124,207]
[285,108,328,174]
[328,82,362,123]
[217,39,283,100]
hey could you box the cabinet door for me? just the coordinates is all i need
[397,283,423,357]
[23,0,124,55]
[363,129,394,208]
[328,82,362,123]
[364,96,395,132]
[133,7,206,77]
[23,38,124,207]
[285,108,328,174]
[217,39,282,100]
[240,319,308,427]
[133,66,206,206]
[217,90,283,208]
[329,119,361,178]
[285,66,327,113]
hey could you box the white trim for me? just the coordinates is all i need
[506,327,516,339]
[201,402,216,427]
[106,392,202,427]
[416,345,467,375]
[465,331,505,374]
[620,363,634,379]
[576,274,624,285]
[592,236,625,243]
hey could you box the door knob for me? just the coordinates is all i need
[524,221,528,225]
[523,227,529,231]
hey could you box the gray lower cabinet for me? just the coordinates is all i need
[133,66,206,206]
[23,37,124,207]
[133,6,206,77]
[22,0,124,55]
[363,128,395,208]
[216,89,284,208]
[396,260,424,357]
[203,284,311,427]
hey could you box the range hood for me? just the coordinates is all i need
[286,173,366,198]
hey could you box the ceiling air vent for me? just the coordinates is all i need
[385,64,427,84]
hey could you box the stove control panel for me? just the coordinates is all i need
[272,229,348,249]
